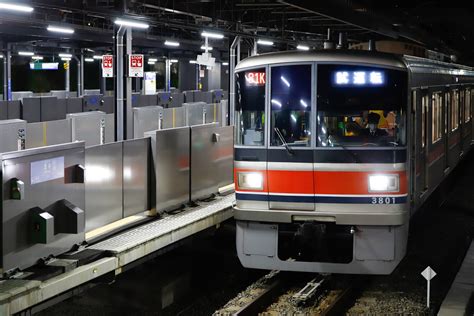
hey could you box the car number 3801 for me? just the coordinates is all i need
[371,197,396,204]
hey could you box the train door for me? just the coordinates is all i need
[443,91,450,172]
[459,90,464,154]
[419,92,429,193]
[267,64,314,210]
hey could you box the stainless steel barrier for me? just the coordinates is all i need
[26,119,71,149]
[123,138,149,218]
[184,102,207,126]
[190,124,233,200]
[162,107,186,129]
[0,142,86,272]
[67,111,106,147]
[84,138,149,232]
[0,119,26,153]
[146,127,190,214]
[132,106,163,139]
[85,142,124,232]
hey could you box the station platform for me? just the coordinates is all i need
[0,194,234,315]
[438,241,474,316]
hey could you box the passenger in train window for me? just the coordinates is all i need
[360,112,388,137]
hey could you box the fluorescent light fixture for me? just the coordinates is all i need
[147,61,156,65]
[291,114,297,123]
[31,56,43,60]
[280,76,290,87]
[0,3,33,13]
[47,25,74,34]
[300,99,308,108]
[297,44,309,51]
[164,40,180,47]
[18,51,34,56]
[201,31,224,39]
[222,62,229,66]
[189,60,197,64]
[114,18,149,29]
[0,54,3,58]
[59,53,72,58]
[93,55,103,60]
[148,58,158,62]
[169,59,178,63]
[271,99,282,107]
[257,39,273,46]
[200,45,213,51]
[61,57,71,61]
[84,58,94,62]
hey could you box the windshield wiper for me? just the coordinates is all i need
[274,128,294,156]
[329,136,359,163]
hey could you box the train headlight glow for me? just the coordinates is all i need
[368,174,399,192]
[238,172,263,190]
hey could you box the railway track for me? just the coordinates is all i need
[214,270,361,315]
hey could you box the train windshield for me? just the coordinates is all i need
[317,64,407,147]
[235,68,266,146]
[270,64,312,147]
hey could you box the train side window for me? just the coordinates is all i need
[421,95,427,148]
[431,92,442,143]
[235,68,266,146]
[465,89,471,123]
[451,90,459,131]
[444,92,450,134]
[270,64,312,147]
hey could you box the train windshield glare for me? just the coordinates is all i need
[317,64,407,147]
[236,68,266,146]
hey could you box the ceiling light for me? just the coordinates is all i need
[201,31,224,39]
[18,51,34,56]
[257,39,273,46]
[297,45,309,51]
[147,61,156,65]
[31,56,43,60]
[189,60,197,64]
[93,55,103,60]
[59,53,72,58]
[200,45,213,51]
[222,62,229,66]
[114,18,149,29]
[61,57,71,61]
[169,59,178,63]
[148,58,158,62]
[84,58,94,62]
[164,40,180,47]
[0,3,33,13]
[47,25,74,34]
[0,54,3,58]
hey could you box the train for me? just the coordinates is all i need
[232,49,474,274]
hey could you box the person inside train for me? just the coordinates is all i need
[360,112,388,137]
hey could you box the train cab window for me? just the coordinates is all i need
[431,92,443,143]
[270,65,312,147]
[465,89,471,123]
[451,90,459,131]
[316,64,407,147]
[235,68,266,146]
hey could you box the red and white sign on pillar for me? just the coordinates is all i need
[102,55,114,78]
[128,54,144,77]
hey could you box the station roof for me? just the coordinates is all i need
[0,1,472,64]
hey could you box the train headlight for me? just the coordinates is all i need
[368,174,399,192]
[238,172,263,190]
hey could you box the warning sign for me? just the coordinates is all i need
[128,54,144,77]
[102,55,114,78]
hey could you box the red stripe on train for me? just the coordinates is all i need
[234,168,408,195]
